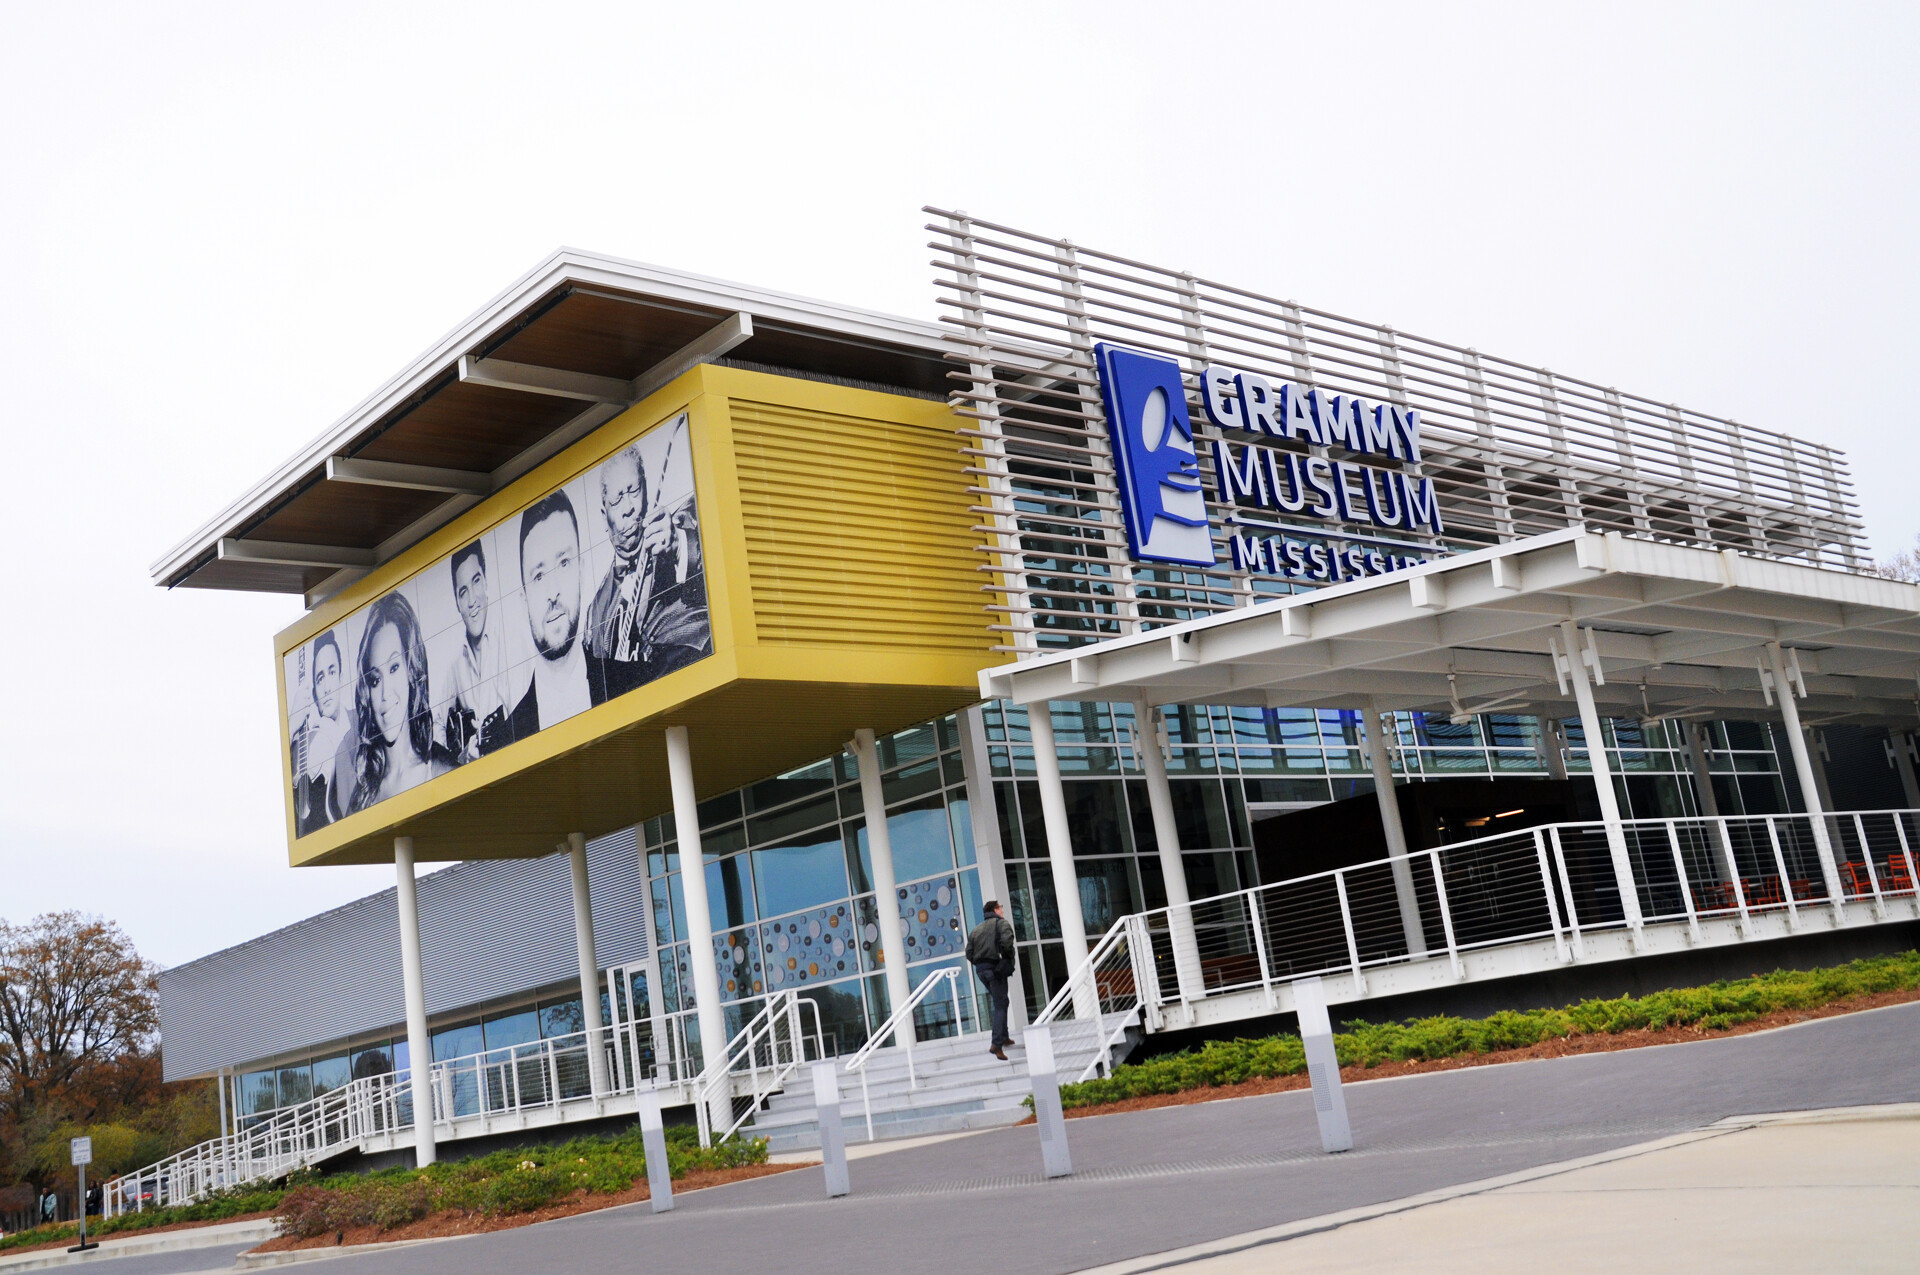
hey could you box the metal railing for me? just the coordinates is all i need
[1031,915,1157,1081]
[1033,809,1920,1071]
[694,991,826,1148]
[107,1024,659,1216]
[841,967,965,1142]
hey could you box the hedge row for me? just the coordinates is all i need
[1057,951,1920,1110]
[276,1126,764,1238]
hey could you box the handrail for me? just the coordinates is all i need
[1024,808,1920,1085]
[842,966,963,1142]
[694,991,826,1147]
[1032,917,1131,1027]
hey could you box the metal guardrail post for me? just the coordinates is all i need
[1854,813,1886,919]
[1666,822,1701,942]
[1717,817,1755,936]
[1427,850,1461,978]
[1293,975,1352,1154]
[1765,817,1801,928]
[1247,889,1276,1010]
[1549,827,1585,960]
[1024,1024,1072,1179]
[1333,871,1367,995]
[1896,816,1920,910]
[812,1061,850,1198]
[636,1083,673,1213]
[1533,829,1569,962]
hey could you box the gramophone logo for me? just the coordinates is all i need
[1094,343,1217,567]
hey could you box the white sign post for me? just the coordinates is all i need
[68,1136,95,1252]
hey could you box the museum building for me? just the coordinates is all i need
[136,212,1920,1203]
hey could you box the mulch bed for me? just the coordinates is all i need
[1045,986,1920,1121]
[249,1162,809,1253]
[0,1211,276,1257]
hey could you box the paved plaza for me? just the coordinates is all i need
[46,1001,1920,1275]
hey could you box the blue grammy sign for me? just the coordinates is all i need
[1094,343,1214,567]
[1095,343,1446,583]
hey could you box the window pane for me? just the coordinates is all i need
[1063,780,1131,856]
[276,1065,312,1108]
[753,831,851,919]
[949,795,977,867]
[745,760,835,814]
[431,1022,483,1062]
[240,1069,278,1115]
[349,1043,392,1082]
[707,855,756,930]
[747,790,839,846]
[484,1008,540,1050]
[311,1053,351,1096]
[888,795,956,882]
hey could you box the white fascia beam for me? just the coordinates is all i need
[456,312,755,409]
[457,355,633,404]
[218,538,377,570]
[630,312,754,404]
[325,456,494,497]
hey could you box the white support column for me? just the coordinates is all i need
[851,728,914,1047]
[664,726,727,1071]
[1768,643,1845,907]
[566,833,610,1097]
[1560,621,1643,931]
[1541,718,1570,781]
[1892,729,1920,809]
[1132,698,1206,1000]
[1686,723,1734,887]
[1026,703,1093,1009]
[1364,700,1428,958]
[958,706,1028,1032]
[1685,723,1722,818]
[1803,727,1837,813]
[393,836,436,1167]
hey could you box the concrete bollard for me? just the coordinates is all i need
[635,1083,674,1212]
[1024,1024,1073,1178]
[812,1061,850,1198]
[1293,976,1352,1153]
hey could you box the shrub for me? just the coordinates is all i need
[269,1126,768,1237]
[1056,951,1920,1110]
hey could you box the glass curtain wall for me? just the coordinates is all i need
[984,700,1794,1012]
[643,715,984,1060]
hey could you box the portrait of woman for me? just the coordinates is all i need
[349,591,451,812]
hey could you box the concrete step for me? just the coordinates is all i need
[759,1096,1033,1152]
[753,1082,1034,1131]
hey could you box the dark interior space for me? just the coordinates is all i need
[1252,777,1598,884]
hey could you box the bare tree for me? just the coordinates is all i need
[1874,534,1920,582]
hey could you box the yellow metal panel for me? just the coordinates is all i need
[730,396,992,654]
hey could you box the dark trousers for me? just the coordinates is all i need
[975,960,1012,1046]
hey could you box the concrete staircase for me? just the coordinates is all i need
[747,1025,1128,1153]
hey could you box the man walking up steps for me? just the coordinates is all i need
[966,901,1018,1060]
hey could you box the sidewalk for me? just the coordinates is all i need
[0,1219,275,1274]
[1087,1105,1920,1273]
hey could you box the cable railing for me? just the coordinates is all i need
[694,991,826,1148]
[1036,809,1920,1058]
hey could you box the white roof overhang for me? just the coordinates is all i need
[982,529,1920,729]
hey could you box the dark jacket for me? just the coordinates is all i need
[966,915,1016,970]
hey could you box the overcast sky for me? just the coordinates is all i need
[2,1,1914,968]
